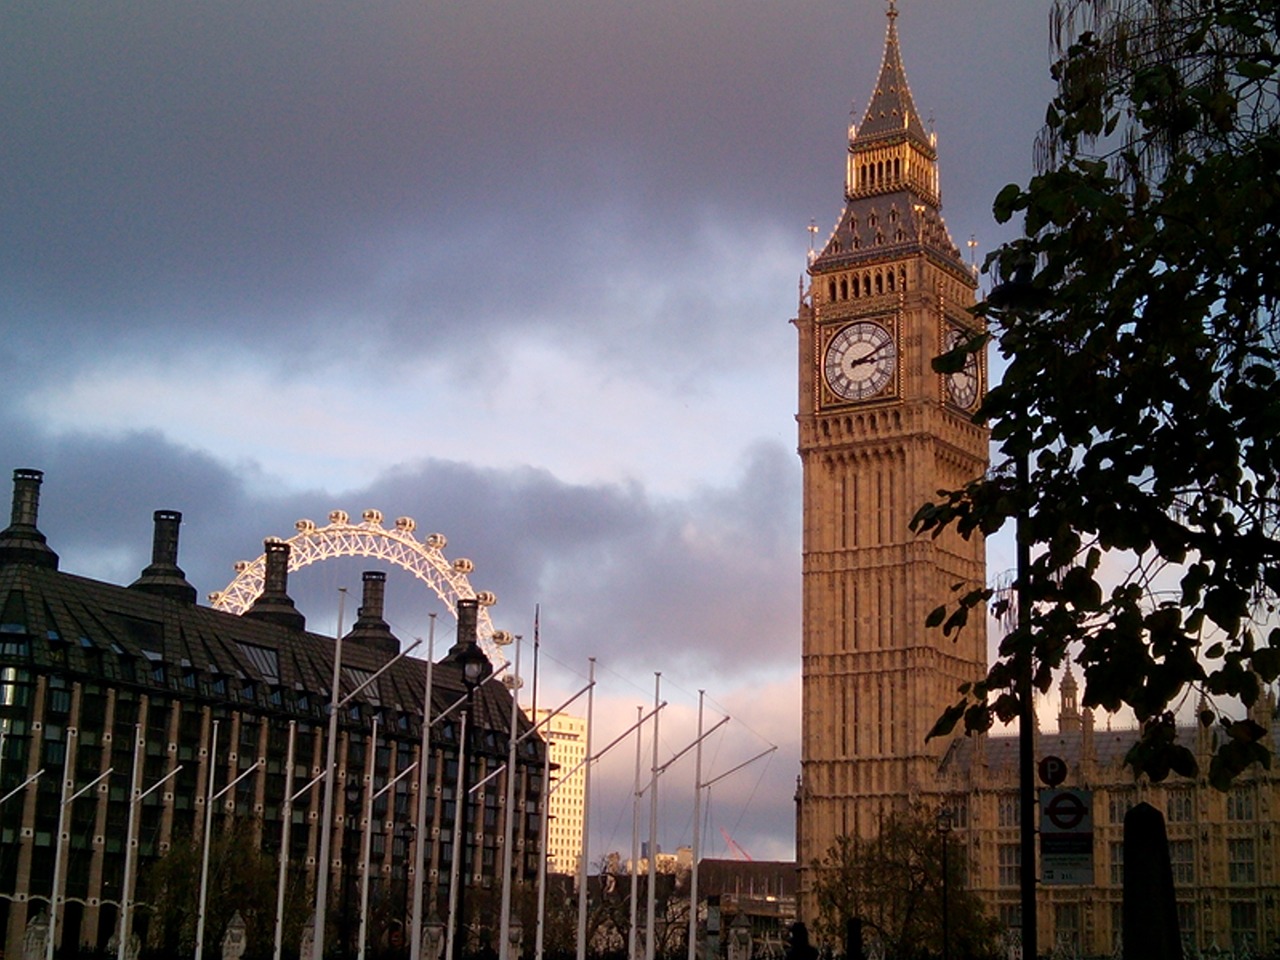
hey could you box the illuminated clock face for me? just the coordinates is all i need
[943,327,980,409]
[824,321,896,401]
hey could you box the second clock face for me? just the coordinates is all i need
[943,326,980,409]
[824,321,897,401]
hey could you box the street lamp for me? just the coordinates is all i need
[936,808,953,960]
[424,911,447,960]
[452,601,491,960]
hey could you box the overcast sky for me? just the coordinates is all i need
[2,0,1056,862]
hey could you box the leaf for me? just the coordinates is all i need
[943,605,970,636]
[925,702,966,741]
[1226,719,1266,744]
[1170,745,1198,779]
[1253,647,1280,683]
[993,183,1025,223]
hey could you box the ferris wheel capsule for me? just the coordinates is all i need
[296,519,317,534]
[362,509,383,526]
[395,517,416,533]
[329,510,349,525]
[426,533,447,550]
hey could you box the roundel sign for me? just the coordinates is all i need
[1044,790,1087,830]
[1039,788,1095,885]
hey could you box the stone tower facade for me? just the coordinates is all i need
[794,5,989,914]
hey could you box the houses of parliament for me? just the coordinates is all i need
[794,6,1280,954]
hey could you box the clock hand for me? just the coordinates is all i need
[848,343,891,367]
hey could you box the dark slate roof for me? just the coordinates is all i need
[0,558,534,755]
[941,725,1147,778]
[940,712,1280,783]
[856,7,932,151]
[812,188,965,272]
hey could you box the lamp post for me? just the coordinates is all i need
[453,604,490,960]
[936,808,952,960]
[987,258,1039,959]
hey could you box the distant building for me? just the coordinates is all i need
[0,468,546,958]
[940,669,1280,952]
[533,708,587,875]
[697,859,797,960]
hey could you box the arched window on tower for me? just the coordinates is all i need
[828,280,837,302]
[840,278,848,300]
[875,272,884,295]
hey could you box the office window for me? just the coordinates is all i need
[1055,904,1080,950]
[998,794,1020,827]
[1110,841,1124,886]
[1109,791,1135,824]
[1228,838,1256,883]
[999,903,1021,931]
[1230,901,1257,951]
[1226,787,1255,822]
[1166,789,1193,823]
[1177,901,1196,940]
[1169,839,1195,885]
[998,844,1020,887]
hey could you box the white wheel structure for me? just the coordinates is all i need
[209,509,511,663]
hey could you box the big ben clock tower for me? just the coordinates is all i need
[795,3,988,914]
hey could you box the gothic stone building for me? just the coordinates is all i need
[795,0,987,900]
[0,468,546,958]
[794,7,1280,953]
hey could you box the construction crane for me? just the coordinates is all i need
[720,827,753,861]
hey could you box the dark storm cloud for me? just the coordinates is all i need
[344,441,802,677]
[0,421,798,678]
[2,0,1051,376]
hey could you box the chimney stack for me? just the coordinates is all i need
[443,597,491,683]
[0,469,59,569]
[457,597,478,647]
[130,510,197,603]
[243,540,306,631]
[343,571,400,656]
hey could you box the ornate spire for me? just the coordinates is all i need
[1058,663,1081,733]
[855,4,932,150]
[811,4,960,272]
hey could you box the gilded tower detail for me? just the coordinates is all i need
[794,7,989,914]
